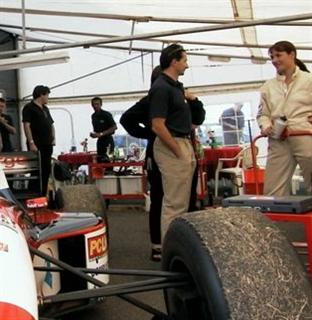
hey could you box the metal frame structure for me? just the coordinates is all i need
[0,12,312,58]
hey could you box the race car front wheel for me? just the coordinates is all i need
[162,207,312,320]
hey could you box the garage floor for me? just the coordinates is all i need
[64,205,166,320]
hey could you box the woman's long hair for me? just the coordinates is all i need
[269,40,309,72]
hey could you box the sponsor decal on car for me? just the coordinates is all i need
[87,234,107,261]
[0,155,27,168]
[85,227,109,287]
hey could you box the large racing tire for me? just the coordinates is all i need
[162,207,312,320]
[56,184,107,223]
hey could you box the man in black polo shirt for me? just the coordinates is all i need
[149,44,196,240]
[90,97,117,162]
[0,98,16,151]
[22,85,55,196]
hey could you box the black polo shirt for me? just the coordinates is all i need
[149,73,192,135]
[0,114,14,151]
[92,109,116,133]
[22,101,54,147]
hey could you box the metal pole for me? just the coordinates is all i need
[248,119,259,195]
[34,265,185,278]
[21,0,26,49]
[140,50,145,83]
[3,23,312,51]
[19,37,312,65]
[129,20,135,55]
[1,7,312,26]
[50,107,76,151]
[43,280,188,303]
[1,12,312,58]
[13,37,312,64]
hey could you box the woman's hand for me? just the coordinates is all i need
[261,126,273,136]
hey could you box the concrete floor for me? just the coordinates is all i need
[64,206,166,320]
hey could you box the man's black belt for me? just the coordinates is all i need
[171,132,191,139]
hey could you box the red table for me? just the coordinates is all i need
[265,212,312,278]
[203,146,241,179]
[58,152,96,166]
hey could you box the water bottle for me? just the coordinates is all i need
[196,140,204,159]
[271,116,287,139]
[114,147,120,160]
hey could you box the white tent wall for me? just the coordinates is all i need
[47,93,262,156]
[17,42,272,155]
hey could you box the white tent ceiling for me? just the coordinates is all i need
[0,0,312,58]
[0,0,311,99]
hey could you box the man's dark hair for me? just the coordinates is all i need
[32,85,50,99]
[91,96,102,106]
[150,65,162,85]
[0,98,6,103]
[160,44,186,70]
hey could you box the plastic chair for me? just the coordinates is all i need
[214,145,258,197]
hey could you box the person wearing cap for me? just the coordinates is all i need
[22,85,55,196]
[149,44,197,240]
[220,102,245,145]
[0,98,16,152]
[257,40,312,196]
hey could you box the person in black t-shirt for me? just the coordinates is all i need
[22,85,55,196]
[149,44,198,241]
[0,98,16,152]
[90,97,117,162]
[120,66,205,261]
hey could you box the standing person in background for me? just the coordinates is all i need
[90,97,117,163]
[0,98,16,151]
[220,102,245,145]
[120,66,163,261]
[121,66,205,260]
[257,40,312,196]
[22,85,55,196]
[149,44,196,240]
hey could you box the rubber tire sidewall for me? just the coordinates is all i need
[162,219,231,320]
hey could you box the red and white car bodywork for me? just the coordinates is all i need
[0,168,108,320]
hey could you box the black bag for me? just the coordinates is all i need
[53,160,72,181]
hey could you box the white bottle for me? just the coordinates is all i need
[271,116,287,140]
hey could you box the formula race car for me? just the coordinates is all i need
[0,152,108,320]
[1,151,312,320]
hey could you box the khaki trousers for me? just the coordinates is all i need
[264,136,312,196]
[153,137,196,241]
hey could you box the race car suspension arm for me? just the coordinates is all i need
[34,265,185,279]
[30,246,186,318]
[43,278,188,303]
